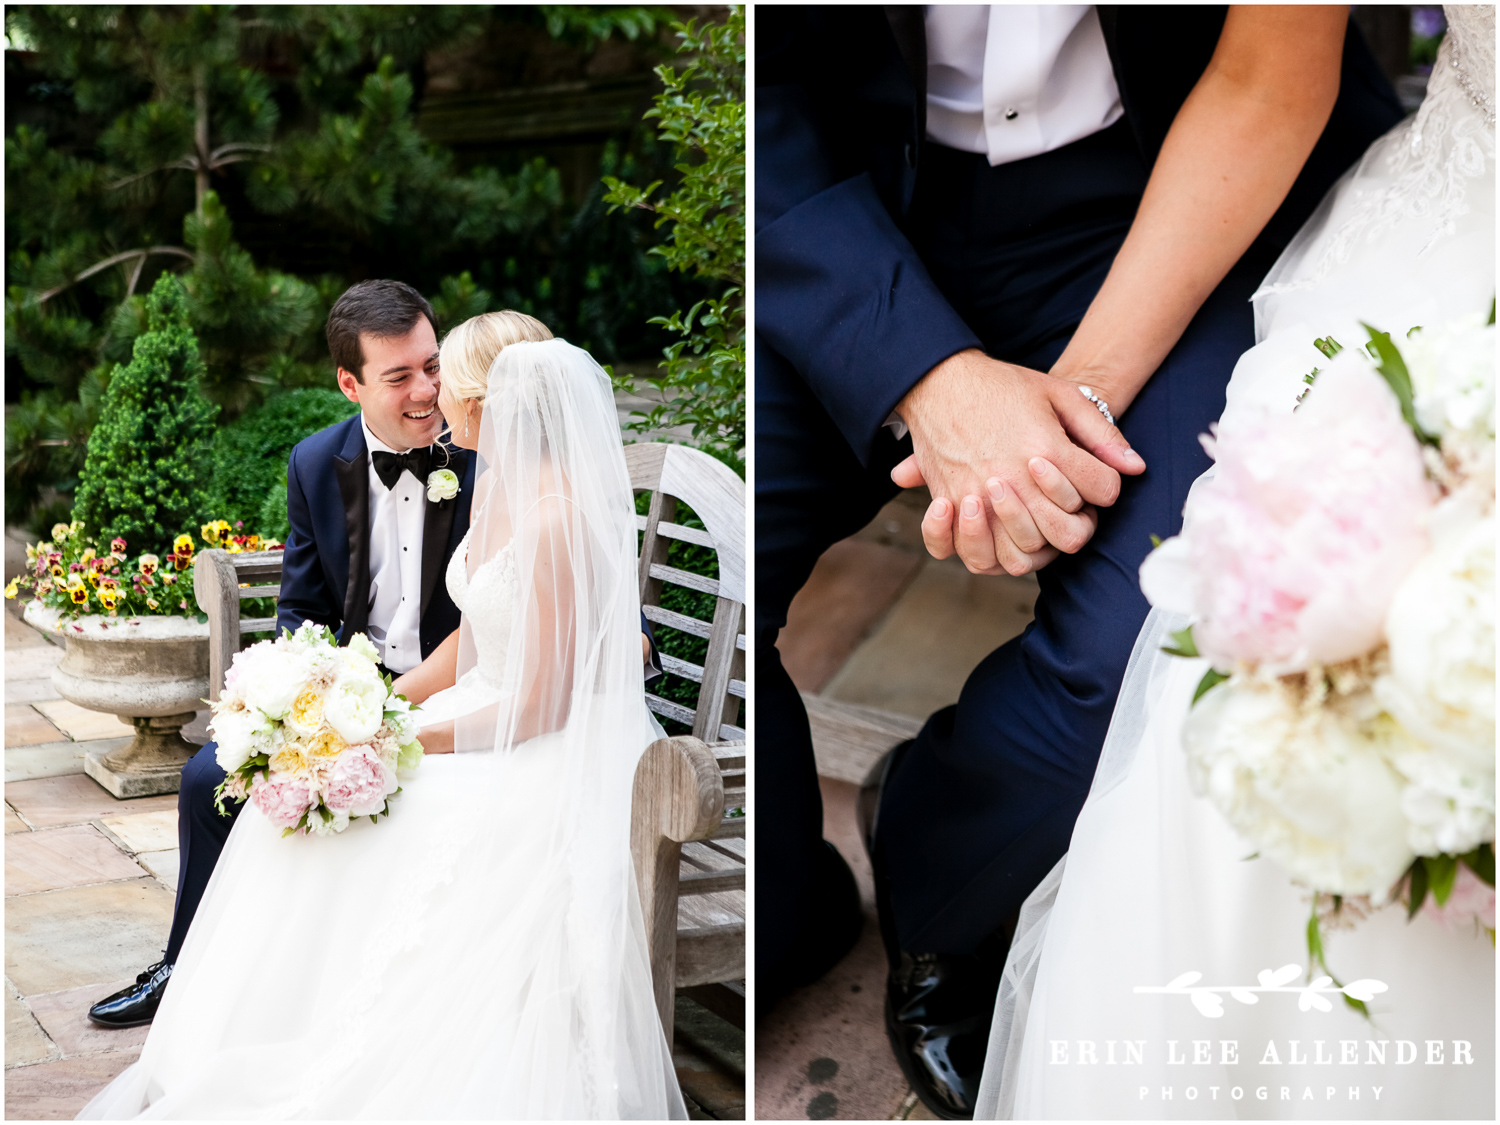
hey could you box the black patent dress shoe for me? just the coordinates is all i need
[884,950,1000,1118]
[88,959,172,1028]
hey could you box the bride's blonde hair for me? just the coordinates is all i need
[439,311,553,406]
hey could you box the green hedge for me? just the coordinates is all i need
[206,388,358,535]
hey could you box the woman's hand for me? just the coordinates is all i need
[418,722,455,755]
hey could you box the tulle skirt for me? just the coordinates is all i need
[78,708,686,1120]
[976,53,1495,1122]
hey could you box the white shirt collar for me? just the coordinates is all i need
[360,413,412,459]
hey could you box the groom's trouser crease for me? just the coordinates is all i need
[759,125,1280,980]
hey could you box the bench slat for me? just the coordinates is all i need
[679,869,746,896]
[674,922,746,989]
[717,721,745,741]
[642,604,710,640]
[239,617,278,634]
[645,694,696,727]
[714,813,746,839]
[660,653,704,684]
[238,584,280,599]
[648,562,720,597]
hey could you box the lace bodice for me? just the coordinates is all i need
[446,529,518,683]
[1255,5,1495,300]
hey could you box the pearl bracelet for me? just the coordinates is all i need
[1077,385,1115,426]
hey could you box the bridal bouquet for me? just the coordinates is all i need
[1141,312,1495,941]
[210,621,424,836]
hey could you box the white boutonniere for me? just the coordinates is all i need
[425,468,460,503]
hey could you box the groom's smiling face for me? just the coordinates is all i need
[336,320,444,452]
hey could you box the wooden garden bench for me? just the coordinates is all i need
[194,441,745,1044]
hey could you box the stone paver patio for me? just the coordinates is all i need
[757,491,1038,1120]
[5,520,743,1119]
[4,603,180,1120]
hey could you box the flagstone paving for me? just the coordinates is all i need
[5,589,745,1119]
[4,599,187,1119]
[758,493,1036,1120]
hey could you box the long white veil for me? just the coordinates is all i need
[439,337,685,1118]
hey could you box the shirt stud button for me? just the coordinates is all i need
[1004,108,1019,121]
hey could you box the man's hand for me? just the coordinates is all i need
[892,349,1144,575]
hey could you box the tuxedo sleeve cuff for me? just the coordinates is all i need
[756,173,982,464]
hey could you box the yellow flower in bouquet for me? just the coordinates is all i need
[4,578,19,600]
[269,743,314,778]
[306,728,350,759]
[285,688,327,736]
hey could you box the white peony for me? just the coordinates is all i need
[1183,674,1416,899]
[211,705,276,773]
[1374,503,1495,856]
[1377,503,1494,758]
[323,671,386,744]
[231,644,308,721]
[1404,317,1495,447]
[346,632,381,667]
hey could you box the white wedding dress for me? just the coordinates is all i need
[80,341,686,1120]
[977,9,1495,1119]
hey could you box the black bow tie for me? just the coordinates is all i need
[370,447,432,491]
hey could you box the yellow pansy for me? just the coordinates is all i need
[69,586,90,606]
[174,534,195,556]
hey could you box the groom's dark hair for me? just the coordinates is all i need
[326,280,439,383]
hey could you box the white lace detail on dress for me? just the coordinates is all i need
[1255,5,1496,298]
[446,528,518,685]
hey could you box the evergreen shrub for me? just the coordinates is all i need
[207,388,358,530]
[72,275,218,550]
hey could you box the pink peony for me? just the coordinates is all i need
[1422,863,1496,931]
[320,743,397,817]
[249,772,313,829]
[1141,354,1433,673]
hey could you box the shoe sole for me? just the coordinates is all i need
[86,1013,156,1029]
[882,992,973,1120]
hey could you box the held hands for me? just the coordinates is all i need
[892,350,1145,576]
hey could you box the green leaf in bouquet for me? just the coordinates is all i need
[1313,335,1343,359]
[1148,533,1163,549]
[1306,898,1370,1020]
[1160,626,1198,659]
[1461,842,1495,886]
[1488,296,1495,326]
[1191,668,1229,705]
[1406,858,1429,919]
[1361,323,1435,445]
[1426,854,1459,906]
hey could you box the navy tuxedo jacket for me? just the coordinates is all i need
[755,6,1405,465]
[275,414,663,674]
[276,415,472,659]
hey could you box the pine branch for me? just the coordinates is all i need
[33,247,194,304]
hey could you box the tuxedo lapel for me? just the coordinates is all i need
[884,5,927,141]
[419,444,468,619]
[333,426,372,643]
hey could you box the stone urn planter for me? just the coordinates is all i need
[23,601,209,798]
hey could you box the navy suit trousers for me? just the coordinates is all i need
[757,128,1281,982]
[165,742,231,963]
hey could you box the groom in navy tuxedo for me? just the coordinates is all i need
[89,280,661,1029]
[757,6,1402,1115]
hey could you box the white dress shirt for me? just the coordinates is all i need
[361,415,426,674]
[924,5,1123,167]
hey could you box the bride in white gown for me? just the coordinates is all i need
[79,327,687,1119]
[978,7,1494,1119]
